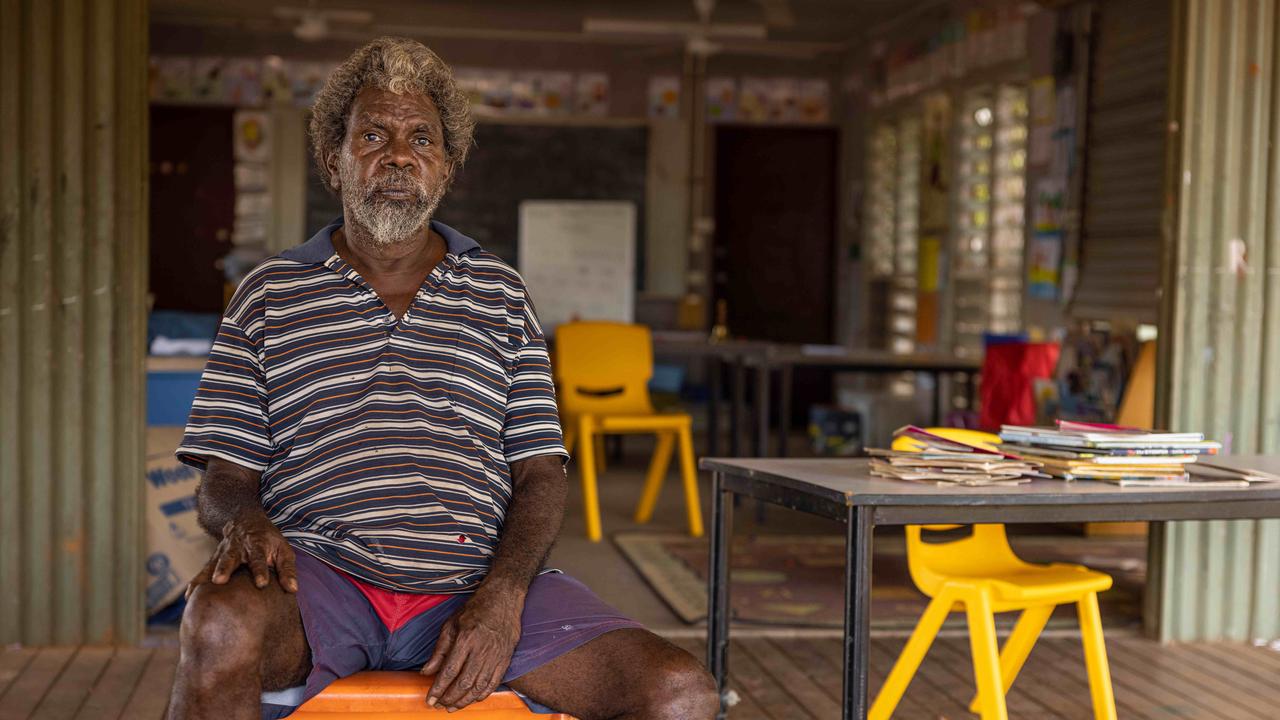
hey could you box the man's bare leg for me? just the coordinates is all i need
[166,569,311,720]
[507,628,719,720]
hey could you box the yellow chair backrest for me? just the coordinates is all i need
[554,322,656,417]
[892,428,1019,596]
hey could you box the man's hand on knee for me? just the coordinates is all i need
[186,513,298,598]
[421,586,524,712]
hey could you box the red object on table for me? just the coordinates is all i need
[978,342,1060,431]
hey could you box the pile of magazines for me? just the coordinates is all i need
[998,421,1233,486]
[869,426,1044,487]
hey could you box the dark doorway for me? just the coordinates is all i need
[712,125,838,344]
[149,106,235,313]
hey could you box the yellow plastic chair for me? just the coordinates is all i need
[871,428,1117,720]
[554,322,703,542]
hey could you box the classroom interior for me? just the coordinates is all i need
[7,0,1280,718]
[140,0,1159,635]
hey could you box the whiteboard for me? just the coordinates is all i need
[517,200,636,335]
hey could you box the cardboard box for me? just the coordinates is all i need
[145,426,216,615]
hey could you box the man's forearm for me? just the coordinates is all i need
[196,457,268,540]
[477,454,568,598]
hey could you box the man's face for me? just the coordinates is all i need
[331,86,452,248]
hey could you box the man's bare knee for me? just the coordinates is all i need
[635,649,720,720]
[181,575,269,672]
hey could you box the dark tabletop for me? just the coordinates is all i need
[699,456,1280,508]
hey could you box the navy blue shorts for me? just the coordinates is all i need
[260,549,644,718]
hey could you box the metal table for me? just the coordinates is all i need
[748,347,983,457]
[651,336,982,460]
[650,334,772,459]
[699,456,1280,720]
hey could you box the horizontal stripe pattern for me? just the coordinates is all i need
[177,219,566,593]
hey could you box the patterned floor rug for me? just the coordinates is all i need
[613,531,1146,631]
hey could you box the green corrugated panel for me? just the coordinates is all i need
[1162,0,1280,643]
[0,0,23,648]
[0,0,147,646]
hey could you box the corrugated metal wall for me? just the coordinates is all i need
[1072,0,1170,323]
[1158,0,1280,642]
[0,0,149,645]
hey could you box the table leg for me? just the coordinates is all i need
[843,505,873,720]
[707,471,734,718]
[730,360,746,457]
[708,356,722,458]
[936,368,947,425]
[754,363,771,457]
[753,364,772,523]
[777,364,793,458]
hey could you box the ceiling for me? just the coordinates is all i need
[148,0,928,54]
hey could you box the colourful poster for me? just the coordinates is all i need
[1028,231,1062,300]
[192,57,227,103]
[539,72,574,115]
[233,110,270,163]
[738,77,769,121]
[796,79,830,123]
[705,77,736,121]
[223,59,263,106]
[647,76,681,118]
[574,73,609,116]
[153,57,193,101]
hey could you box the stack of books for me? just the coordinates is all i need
[869,426,1044,487]
[999,421,1224,486]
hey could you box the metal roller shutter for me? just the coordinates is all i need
[1072,0,1172,323]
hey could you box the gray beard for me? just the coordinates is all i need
[339,163,445,249]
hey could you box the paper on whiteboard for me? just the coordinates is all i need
[517,201,635,335]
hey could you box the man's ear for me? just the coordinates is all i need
[325,150,341,191]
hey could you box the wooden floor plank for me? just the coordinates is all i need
[872,636,972,718]
[29,647,115,720]
[995,637,1097,719]
[725,638,817,720]
[117,647,178,720]
[1037,637,1196,720]
[1107,639,1265,720]
[1038,638,1150,719]
[0,647,76,720]
[927,634,1069,719]
[1189,642,1280,694]
[740,638,839,719]
[0,648,37,698]
[813,632,942,718]
[1154,643,1276,719]
[74,648,153,720]
[768,639,844,705]
[1010,638,1109,719]
[1045,638,1217,720]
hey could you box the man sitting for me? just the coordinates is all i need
[164,36,718,720]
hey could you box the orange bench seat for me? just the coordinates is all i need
[289,671,577,719]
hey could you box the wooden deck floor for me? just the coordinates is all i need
[4,635,1280,719]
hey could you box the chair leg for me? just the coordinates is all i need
[577,417,603,542]
[1078,592,1118,720]
[594,433,607,474]
[634,432,675,524]
[675,426,704,538]
[968,603,1054,713]
[563,423,577,459]
[965,588,1008,720]
[870,591,955,720]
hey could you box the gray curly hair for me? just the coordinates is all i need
[309,37,475,191]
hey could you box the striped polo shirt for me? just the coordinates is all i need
[177,218,567,593]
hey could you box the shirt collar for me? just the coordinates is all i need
[280,216,481,264]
